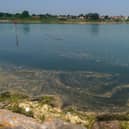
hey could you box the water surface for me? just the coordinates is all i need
[1,24,129,73]
[1,24,129,111]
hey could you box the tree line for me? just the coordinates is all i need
[0,10,129,22]
[0,11,30,19]
[0,11,100,20]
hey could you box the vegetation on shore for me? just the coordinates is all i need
[0,10,129,24]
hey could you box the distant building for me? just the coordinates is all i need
[57,15,67,20]
[111,16,127,21]
[79,16,85,20]
[125,16,129,20]
[100,16,105,20]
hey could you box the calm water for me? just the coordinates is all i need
[0,23,129,73]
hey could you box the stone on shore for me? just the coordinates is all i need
[0,109,87,129]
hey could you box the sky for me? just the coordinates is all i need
[0,0,129,16]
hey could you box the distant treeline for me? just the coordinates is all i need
[0,10,129,22]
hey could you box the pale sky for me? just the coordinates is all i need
[0,0,129,16]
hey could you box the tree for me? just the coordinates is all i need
[0,12,13,18]
[0,12,4,18]
[104,15,109,20]
[15,13,21,18]
[78,14,84,17]
[21,10,30,18]
[86,13,100,20]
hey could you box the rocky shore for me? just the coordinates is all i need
[0,92,129,129]
[0,109,87,129]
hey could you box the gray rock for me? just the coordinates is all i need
[0,109,86,129]
[42,119,86,129]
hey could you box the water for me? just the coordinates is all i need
[0,23,129,73]
[1,23,129,111]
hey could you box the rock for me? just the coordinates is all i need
[65,112,89,126]
[92,121,121,129]
[0,109,87,129]
[42,119,87,129]
[0,109,42,129]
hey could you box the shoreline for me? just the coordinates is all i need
[0,19,129,24]
[0,64,129,113]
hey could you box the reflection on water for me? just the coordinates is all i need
[14,24,19,48]
[22,24,30,34]
[16,32,19,48]
[90,24,100,36]
[15,24,30,47]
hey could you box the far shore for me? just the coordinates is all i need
[0,19,129,24]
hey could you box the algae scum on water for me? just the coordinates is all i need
[0,66,129,112]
